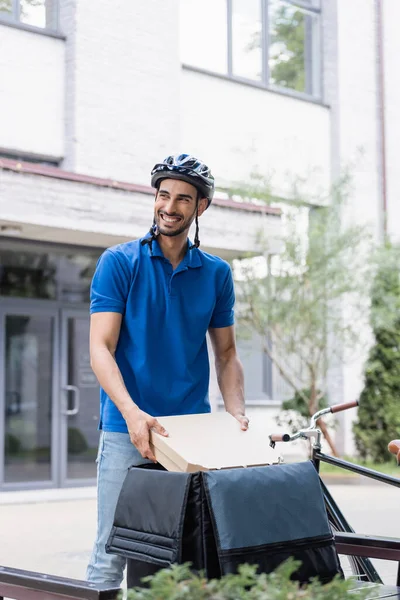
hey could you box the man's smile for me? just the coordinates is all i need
[160,213,182,223]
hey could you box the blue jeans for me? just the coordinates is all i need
[86,431,152,585]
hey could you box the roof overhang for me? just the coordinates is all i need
[0,159,282,259]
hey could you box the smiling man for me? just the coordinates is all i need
[86,154,248,585]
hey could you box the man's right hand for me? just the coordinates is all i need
[124,406,169,462]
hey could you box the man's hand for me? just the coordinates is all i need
[124,407,169,461]
[234,413,249,431]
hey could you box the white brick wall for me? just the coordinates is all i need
[59,0,331,200]
[62,0,181,185]
[383,0,400,242]
[181,69,331,199]
[334,0,381,454]
[336,0,380,232]
[0,25,65,159]
[2,1,331,203]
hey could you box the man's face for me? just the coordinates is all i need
[154,178,207,238]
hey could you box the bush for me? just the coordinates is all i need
[354,252,400,463]
[122,561,374,600]
[67,427,88,454]
[276,388,328,433]
[5,432,22,455]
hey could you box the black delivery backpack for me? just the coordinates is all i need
[106,461,342,588]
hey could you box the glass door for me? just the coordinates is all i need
[0,304,57,488]
[60,310,100,485]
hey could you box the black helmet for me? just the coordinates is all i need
[151,154,215,206]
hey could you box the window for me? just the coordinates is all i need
[269,0,320,96]
[0,0,58,31]
[0,0,11,18]
[232,0,262,81]
[180,0,227,74]
[180,0,321,99]
[0,240,101,303]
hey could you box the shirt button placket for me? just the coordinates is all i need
[165,261,173,296]
[169,272,176,296]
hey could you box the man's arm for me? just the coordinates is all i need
[90,312,168,460]
[208,325,248,431]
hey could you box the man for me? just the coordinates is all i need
[86,154,248,585]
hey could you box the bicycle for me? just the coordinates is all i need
[269,400,400,593]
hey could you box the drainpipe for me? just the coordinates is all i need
[375,0,388,241]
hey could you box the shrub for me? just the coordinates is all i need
[4,432,22,455]
[276,388,328,433]
[122,561,374,600]
[354,250,400,463]
[67,427,88,454]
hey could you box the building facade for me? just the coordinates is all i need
[0,0,398,490]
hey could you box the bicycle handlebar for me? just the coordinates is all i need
[269,399,360,448]
[269,433,291,443]
[330,400,359,414]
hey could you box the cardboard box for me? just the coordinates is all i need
[149,412,282,472]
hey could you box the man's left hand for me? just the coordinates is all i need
[235,414,249,431]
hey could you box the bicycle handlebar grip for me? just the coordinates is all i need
[388,440,400,457]
[330,400,359,414]
[269,433,291,442]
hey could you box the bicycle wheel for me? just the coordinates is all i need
[321,479,382,584]
[329,521,373,581]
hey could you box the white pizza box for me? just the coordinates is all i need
[149,411,281,472]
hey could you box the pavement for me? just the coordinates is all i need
[0,478,398,588]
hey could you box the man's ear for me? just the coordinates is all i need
[197,197,208,217]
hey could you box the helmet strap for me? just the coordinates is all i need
[143,197,200,251]
[141,218,159,250]
[189,200,200,250]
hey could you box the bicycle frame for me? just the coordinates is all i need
[269,400,400,586]
[314,451,400,585]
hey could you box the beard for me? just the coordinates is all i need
[155,207,197,238]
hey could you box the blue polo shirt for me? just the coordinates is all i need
[90,235,235,432]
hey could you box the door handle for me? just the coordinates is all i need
[61,385,80,416]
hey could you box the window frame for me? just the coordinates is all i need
[0,0,60,34]
[182,0,323,103]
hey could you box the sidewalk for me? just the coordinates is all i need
[0,483,398,586]
[0,488,98,581]
[0,486,97,506]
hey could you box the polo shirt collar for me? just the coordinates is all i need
[187,244,202,269]
[148,236,164,259]
[147,236,202,269]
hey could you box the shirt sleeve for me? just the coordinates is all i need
[209,265,235,328]
[90,249,130,315]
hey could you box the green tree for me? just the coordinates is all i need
[0,0,12,12]
[247,4,308,92]
[269,5,306,92]
[276,388,328,434]
[235,177,376,456]
[353,245,400,463]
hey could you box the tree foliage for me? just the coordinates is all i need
[353,245,400,463]
[270,5,306,92]
[235,177,376,455]
[276,388,327,434]
[124,561,373,600]
[247,4,308,93]
[0,0,11,11]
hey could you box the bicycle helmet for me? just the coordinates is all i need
[151,153,214,206]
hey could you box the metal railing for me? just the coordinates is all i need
[0,566,119,600]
